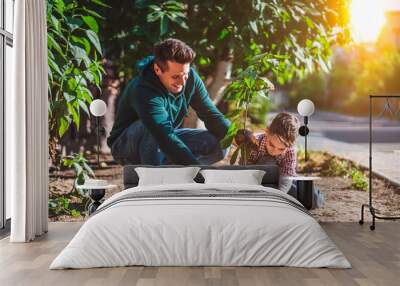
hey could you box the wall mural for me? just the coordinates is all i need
[47,0,400,226]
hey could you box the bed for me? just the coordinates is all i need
[50,165,351,269]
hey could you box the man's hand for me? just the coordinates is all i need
[234,129,259,148]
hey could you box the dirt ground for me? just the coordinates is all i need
[311,175,399,222]
[49,153,400,223]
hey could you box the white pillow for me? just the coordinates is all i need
[135,167,201,186]
[200,169,266,185]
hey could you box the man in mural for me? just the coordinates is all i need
[107,38,231,165]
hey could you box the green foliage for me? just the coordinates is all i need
[48,196,81,217]
[185,0,349,83]
[220,123,238,149]
[326,157,349,177]
[99,0,349,80]
[47,0,106,141]
[247,95,270,125]
[349,169,368,192]
[100,0,189,78]
[49,153,95,218]
[326,157,368,191]
[62,153,95,187]
[214,0,349,164]
[221,62,275,164]
[144,1,188,36]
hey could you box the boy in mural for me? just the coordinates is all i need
[107,38,230,165]
[235,112,324,208]
[235,112,300,193]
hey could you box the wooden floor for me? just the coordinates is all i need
[0,222,399,286]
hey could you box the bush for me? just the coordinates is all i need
[348,169,368,192]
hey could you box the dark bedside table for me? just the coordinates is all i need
[287,176,320,210]
[76,181,117,215]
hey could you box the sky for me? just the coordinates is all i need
[351,0,400,43]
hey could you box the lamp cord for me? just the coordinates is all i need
[96,116,100,169]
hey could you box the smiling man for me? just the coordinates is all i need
[107,38,231,165]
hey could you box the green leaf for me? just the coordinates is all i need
[198,56,210,66]
[50,15,60,31]
[71,209,81,217]
[66,17,83,31]
[169,16,189,30]
[59,117,70,138]
[78,99,90,116]
[83,7,105,19]
[48,34,64,56]
[72,162,83,176]
[160,15,168,36]
[68,102,80,130]
[48,201,57,209]
[83,162,95,177]
[48,57,63,76]
[55,0,65,15]
[63,92,75,103]
[81,90,93,102]
[85,30,102,55]
[249,21,258,34]
[147,11,162,22]
[148,5,162,11]
[305,17,315,29]
[244,77,253,89]
[67,77,78,91]
[83,70,95,82]
[62,198,69,209]
[218,28,230,40]
[70,44,88,66]
[48,66,53,83]
[220,123,237,150]
[62,158,73,167]
[91,0,111,8]
[71,36,91,54]
[226,122,238,137]
[82,15,99,33]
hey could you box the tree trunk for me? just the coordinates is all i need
[100,59,121,154]
[183,57,233,128]
[207,59,233,105]
[100,80,120,154]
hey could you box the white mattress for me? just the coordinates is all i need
[50,183,351,269]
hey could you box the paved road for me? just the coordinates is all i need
[292,111,400,186]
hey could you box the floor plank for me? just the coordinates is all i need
[0,222,399,286]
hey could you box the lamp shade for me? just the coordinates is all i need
[297,99,315,117]
[90,99,107,117]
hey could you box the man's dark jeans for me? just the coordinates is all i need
[111,120,229,165]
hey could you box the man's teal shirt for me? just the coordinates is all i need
[107,58,230,165]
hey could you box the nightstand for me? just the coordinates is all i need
[287,176,320,210]
[76,180,117,215]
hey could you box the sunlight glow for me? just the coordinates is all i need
[350,0,386,43]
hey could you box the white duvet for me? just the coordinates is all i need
[50,183,351,269]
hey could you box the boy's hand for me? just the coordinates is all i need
[234,129,259,148]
